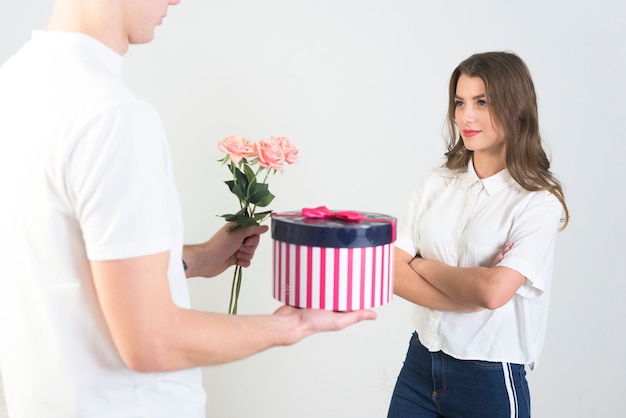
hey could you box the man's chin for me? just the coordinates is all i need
[129,32,156,46]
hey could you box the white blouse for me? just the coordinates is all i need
[396,161,563,367]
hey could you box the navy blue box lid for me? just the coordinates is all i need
[271,208,396,248]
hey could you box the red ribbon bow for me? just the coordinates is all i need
[301,206,364,222]
[272,206,396,242]
[274,206,396,241]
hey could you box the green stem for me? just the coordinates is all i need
[228,265,237,314]
[249,167,271,217]
[234,264,243,314]
[228,264,243,315]
[226,163,273,314]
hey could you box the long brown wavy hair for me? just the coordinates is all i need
[444,51,569,229]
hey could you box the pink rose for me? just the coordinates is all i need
[218,135,257,164]
[257,138,286,171]
[272,136,299,165]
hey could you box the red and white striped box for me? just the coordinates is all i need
[271,207,396,311]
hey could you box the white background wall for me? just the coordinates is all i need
[2,1,625,417]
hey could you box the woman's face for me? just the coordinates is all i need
[454,75,505,158]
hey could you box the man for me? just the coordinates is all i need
[0,369,6,418]
[0,0,375,416]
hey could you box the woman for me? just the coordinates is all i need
[387,51,569,418]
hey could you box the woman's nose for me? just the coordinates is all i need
[461,105,476,123]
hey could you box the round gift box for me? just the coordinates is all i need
[271,208,396,311]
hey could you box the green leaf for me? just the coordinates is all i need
[243,163,257,184]
[235,207,252,217]
[219,208,258,228]
[224,180,247,202]
[246,182,270,205]
[219,206,250,221]
[233,214,260,228]
[219,213,239,222]
[231,164,249,189]
[254,190,275,207]
[253,210,273,222]
[220,160,275,229]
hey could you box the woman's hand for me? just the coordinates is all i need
[490,242,513,268]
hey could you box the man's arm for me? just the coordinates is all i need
[91,251,376,372]
[182,224,267,279]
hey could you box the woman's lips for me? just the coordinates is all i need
[463,129,480,137]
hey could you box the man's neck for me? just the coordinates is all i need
[47,0,129,55]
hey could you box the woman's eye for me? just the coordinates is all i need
[454,100,463,107]
[478,99,488,106]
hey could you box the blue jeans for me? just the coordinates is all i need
[388,332,530,418]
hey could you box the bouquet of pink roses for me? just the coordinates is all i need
[217,135,299,314]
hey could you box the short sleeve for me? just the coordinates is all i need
[395,169,449,256]
[66,100,174,261]
[395,177,427,257]
[498,191,563,295]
